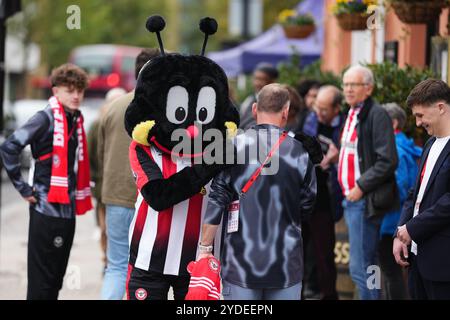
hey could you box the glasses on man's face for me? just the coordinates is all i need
[342,82,368,89]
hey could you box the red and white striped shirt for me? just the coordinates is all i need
[128,141,221,276]
[338,106,362,196]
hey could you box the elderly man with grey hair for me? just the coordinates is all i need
[337,65,398,300]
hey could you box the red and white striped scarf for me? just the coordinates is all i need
[185,257,221,300]
[47,96,93,215]
[338,105,362,196]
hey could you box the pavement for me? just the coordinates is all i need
[0,170,104,300]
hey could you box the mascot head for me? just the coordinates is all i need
[125,15,239,157]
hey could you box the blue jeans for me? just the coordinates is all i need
[222,281,302,300]
[343,199,381,300]
[101,205,134,300]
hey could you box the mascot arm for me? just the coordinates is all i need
[130,140,223,211]
[141,164,222,212]
[294,132,323,165]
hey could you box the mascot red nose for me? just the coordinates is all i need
[124,15,238,300]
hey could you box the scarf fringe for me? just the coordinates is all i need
[76,198,93,215]
[47,187,70,204]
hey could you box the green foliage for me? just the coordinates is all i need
[389,0,448,3]
[277,53,341,88]
[262,0,302,30]
[277,49,302,87]
[300,60,342,87]
[365,61,435,108]
[179,0,229,53]
[12,0,169,70]
[364,61,436,140]
[276,54,435,142]
[278,10,315,27]
[8,0,232,71]
[284,14,315,26]
[331,0,376,15]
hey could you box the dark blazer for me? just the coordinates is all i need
[398,137,450,282]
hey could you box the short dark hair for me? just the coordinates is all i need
[283,84,305,118]
[256,83,290,113]
[406,79,450,109]
[50,63,88,90]
[297,79,321,98]
[135,48,160,79]
[254,62,279,80]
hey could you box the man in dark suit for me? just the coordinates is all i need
[394,79,450,299]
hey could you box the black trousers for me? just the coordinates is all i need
[27,209,75,300]
[302,209,338,300]
[378,235,408,300]
[408,254,450,300]
[127,266,190,300]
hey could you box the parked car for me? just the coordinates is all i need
[69,44,142,93]
[11,98,101,131]
[31,44,142,96]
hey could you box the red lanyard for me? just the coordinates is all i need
[240,131,288,195]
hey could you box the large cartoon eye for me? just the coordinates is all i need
[166,86,189,124]
[196,86,216,125]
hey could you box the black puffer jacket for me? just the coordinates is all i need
[0,105,79,218]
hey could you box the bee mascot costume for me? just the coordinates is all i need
[124,15,239,300]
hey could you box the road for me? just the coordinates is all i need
[0,170,103,300]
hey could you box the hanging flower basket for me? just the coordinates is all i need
[390,0,448,24]
[283,24,316,39]
[336,12,369,31]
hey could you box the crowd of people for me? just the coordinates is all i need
[1,46,450,300]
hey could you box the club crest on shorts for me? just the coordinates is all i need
[135,288,147,300]
[53,236,64,248]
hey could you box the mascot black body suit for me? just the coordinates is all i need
[124,16,239,300]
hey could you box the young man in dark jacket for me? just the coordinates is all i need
[394,79,450,299]
[0,63,92,300]
[338,65,398,300]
